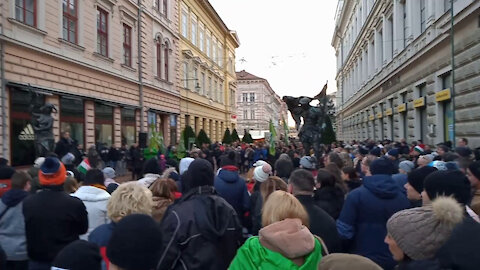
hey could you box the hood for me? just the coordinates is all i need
[72,186,111,202]
[259,218,315,259]
[179,158,194,175]
[363,174,400,198]
[1,189,29,207]
[217,168,240,183]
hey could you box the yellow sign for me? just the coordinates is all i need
[413,97,426,108]
[397,103,406,113]
[435,88,451,102]
[385,108,393,116]
[377,112,383,119]
[369,115,375,121]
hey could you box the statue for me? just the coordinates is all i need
[30,92,57,157]
[283,82,329,160]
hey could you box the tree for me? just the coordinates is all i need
[196,129,211,146]
[242,129,253,143]
[183,125,196,150]
[231,128,240,142]
[321,116,337,145]
[222,128,232,145]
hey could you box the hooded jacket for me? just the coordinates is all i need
[229,218,322,270]
[157,186,242,270]
[0,189,29,260]
[72,186,110,240]
[314,186,345,220]
[336,174,410,270]
[214,165,250,217]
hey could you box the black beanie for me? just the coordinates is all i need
[424,170,472,205]
[370,158,394,175]
[107,214,162,270]
[84,169,105,186]
[52,240,102,270]
[182,159,214,191]
[468,160,480,180]
[220,151,236,167]
[407,166,438,193]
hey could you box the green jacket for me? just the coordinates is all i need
[229,236,322,270]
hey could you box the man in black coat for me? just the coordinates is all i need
[54,132,75,159]
[23,157,88,270]
[157,159,242,270]
[288,169,342,253]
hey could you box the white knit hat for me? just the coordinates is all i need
[254,163,272,182]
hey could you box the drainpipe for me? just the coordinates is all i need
[450,0,456,146]
[138,0,144,132]
[0,2,7,158]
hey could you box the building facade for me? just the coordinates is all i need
[178,0,239,142]
[236,70,288,137]
[332,0,480,147]
[0,0,181,166]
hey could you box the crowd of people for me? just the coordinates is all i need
[0,134,480,270]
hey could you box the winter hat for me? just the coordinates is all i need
[399,160,415,174]
[407,166,438,193]
[253,160,267,167]
[182,159,214,191]
[33,157,45,168]
[52,240,102,270]
[102,167,116,179]
[429,160,447,171]
[359,147,369,156]
[84,169,105,186]
[468,161,480,180]
[387,149,399,158]
[107,214,162,270]
[299,156,316,170]
[369,147,381,157]
[387,196,464,260]
[369,158,394,175]
[39,157,66,186]
[414,145,425,154]
[424,170,472,205]
[61,153,75,165]
[254,163,272,183]
[318,253,382,270]
[220,151,236,167]
[143,158,161,175]
[179,157,194,175]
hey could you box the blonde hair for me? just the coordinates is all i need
[107,182,153,222]
[260,176,287,202]
[262,190,309,228]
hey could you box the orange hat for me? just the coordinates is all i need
[39,157,67,186]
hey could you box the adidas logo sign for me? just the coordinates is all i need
[19,124,35,141]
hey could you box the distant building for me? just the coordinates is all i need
[235,70,288,138]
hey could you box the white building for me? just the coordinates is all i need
[332,0,480,147]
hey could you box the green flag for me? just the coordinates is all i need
[176,131,187,160]
[282,116,289,144]
[269,119,277,156]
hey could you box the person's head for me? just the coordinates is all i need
[179,157,194,175]
[260,176,288,202]
[274,158,294,180]
[405,166,437,201]
[62,131,71,139]
[318,253,382,270]
[458,137,468,147]
[61,153,75,166]
[142,158,162,176]
[422,170,471,206]
[64,176,79,193]
[288,169,315,196]
[52,240,102,270]
[299,156,316,170]
[369,158,394,175]
[107,182,153,223]
[417,155,432,168]
[361,155,377,176]
[149,178,178,201]
[11,171,31,191]
[386,149,399,161]
[326,152,344,169]
[84,169,105,186]
[182,159,214,191]
[262,190,309,228]
[386,196,464,262]
[467,161,480,189]
[316,169,337,189]
[103,167,116,180]
[437,145,449,156]
[412,145,425,156]
[253,163,272,183]
[39,157,67,186]
[341,167,358,181]
[398,160,415,175]
[220,151,236,167]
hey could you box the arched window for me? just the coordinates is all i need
[156,41,161,78]
[164,42,169,81]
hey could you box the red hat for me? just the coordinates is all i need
[39,157,67,186]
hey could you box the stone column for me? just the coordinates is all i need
[113,107,121,147]
[85,100,95,149]
[393,0,405,56]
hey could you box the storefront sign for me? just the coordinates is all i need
[413,97,426,108]
[435,88,451,102]
[377,112,383,119]
[385,108,393,116]
[369,115,375,121]
[397,103,407,113]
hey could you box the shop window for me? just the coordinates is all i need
[170,115,177,145]
[60,97,84,147]
[95,103,113,147]
[121,108,136,146]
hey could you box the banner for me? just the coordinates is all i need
[269,119,277,156]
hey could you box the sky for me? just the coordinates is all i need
[209,0,339,100]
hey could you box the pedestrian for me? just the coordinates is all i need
[51,240,102,270]
[250,161,272,235]
[299,156,318,177]
[149,178,178,223]
[54,132,75,159]
[23,157,88,269]
[157,159,242,270]
[392,160,415,190]
[289,169,342,253]
[341,166,362,192]
[274,155,294,183]
[128,143,143,180]
[314,169,345,220]
[467,160,480,215]
[102,167,119,194]
[260,176,287,203]
[318,253,382,270]
[137,158,162,188]
[229,190,324,269]
[404,166,437,208]
[0,172,31,270]
[72,168,111,240]
[336,158,410,270]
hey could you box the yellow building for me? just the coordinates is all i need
[177,0,240,142]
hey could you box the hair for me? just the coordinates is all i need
[149,178,178,201]
[342,166,358,180]
[260,176,287,203]
[460,138,468,145]
[107,182,153,222]
[246,167,255,182]
[328,152,344,169]
[262,190,309,228]
[63,176,79,193]
[289,169,315,194]
[85,169,105,185]
[362,155,377,167]
[325,163,348,192]
[274,158,294,180]
[11,171,31,189]
[316,169,337,188]
[87,146,100,168]
[443,152,460,162]
[437,145,450,153]
[339,152,354,168]
[143,158,162,176]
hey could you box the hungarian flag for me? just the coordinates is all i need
[77,158,91,174]
[269,119,277,156]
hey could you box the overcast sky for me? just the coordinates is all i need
[210,0,339,99]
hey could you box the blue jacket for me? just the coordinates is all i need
[214,167,250,217]
[337,174,410,270]
[253,149,267,162]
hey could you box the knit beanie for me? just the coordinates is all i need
[398,160,415,174]
[102,167,116,179]
[387,149,399,158]
[33,157,45,168]
[182,159,214,191]
[84,169,105,186]
[369,147,381,157]
[39,157,66,186]
[253,160,267,167]
[220,151,236,167]
[52,240,102,270]
[179,157,194,175]
[359,147,369,156]
[407,166,438,193]
[318,253,382,270]
[61,153,75,166]
[369,158,394,175]
[254,163,272,183]
[107,214,162,270]
[387,196,464,260]
[468,160,480,180]
[300,156,316,170]
[414,146,425,154]
[424,170,472,205]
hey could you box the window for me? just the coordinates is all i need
[181,9,188,38]
[420,0,426,32]
[214,80,218,100]
[191,14,197,46]
[206,31,211,57]
[417,84,427,142]
[441,72,453,141]
[208,77,212,97]
[163,0,168,17]
[156,42,161,78]
[243,110,248,119]
[219,81,223,103]
[154,0,160,12]
[250,110,255,120]
[242,93,248,102]
[250,93,255,102]
[403,6,407,47]
[218,44,223,67]
[123,24,132,67]
[96,7,108,57]
[121,108,136,146]
[212,36,217,62]
[194,68,198,91]
[201,72,205,95]
[164,42,169,81]
[62,0,77,43]
[60,97,84,149]
[95,103,113,146]
[15,0,36,27]
[183,62,188,88]
[199,22,205,52]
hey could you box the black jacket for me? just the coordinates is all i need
[54,138,74,158]
[296,195,342,253]
[23,187,88,262]
[314,186,345,220]
[157,186,242,270]
[396,259,441,270]
[250,182,263,235]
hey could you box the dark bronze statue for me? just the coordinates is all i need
[30,92,57,157]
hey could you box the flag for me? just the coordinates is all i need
[77,158,91,174]
[176,131,187,160]
[269,119,277,156]
[282,116,289,144]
